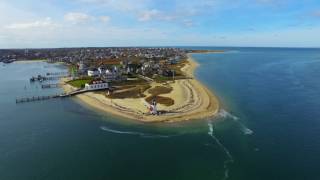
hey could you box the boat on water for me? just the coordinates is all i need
[2,59,15,64]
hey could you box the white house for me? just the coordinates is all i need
[105,69,117,81]
[98,67,105,74]
[84,80,109,91]
[87,68,99,77]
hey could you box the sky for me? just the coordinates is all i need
[0,0,320,48]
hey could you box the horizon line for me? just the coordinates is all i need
[1,45,320,50]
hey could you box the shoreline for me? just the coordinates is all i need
[61,53,220,123]
[14,60,66,65]
[14,60,47,63]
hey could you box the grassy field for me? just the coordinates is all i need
[148,86,173,96]
[108,84,151,99]
[145,95,174,106]
[145,85,174,106]
[67,78,93,88]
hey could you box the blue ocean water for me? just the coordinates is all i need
[192,47,320,179]
[0,48,320,180]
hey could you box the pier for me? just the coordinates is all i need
[16,89,103,103]
[30,75,69,82]
[46,72,68,76]
[16,95,59,103]
[41,83,61,89]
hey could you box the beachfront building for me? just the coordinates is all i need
[87,68,99,77]
[98,67,105,74]
[84,80,109,91]
[104,69,117,82]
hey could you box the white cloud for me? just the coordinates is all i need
[73,0,218,26]
[138,9,177,22]
[4,17,58,29]
[138,9,160,21]
[100,16,111,23]
[64,12,93,24]
[76,0,147,12]
[137,9,196,28]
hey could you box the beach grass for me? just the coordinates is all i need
[108,84,151,99]
[148,86,173,96]
[145,95,174,106]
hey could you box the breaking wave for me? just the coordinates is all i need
[216,109,253,135]
[217,109,239,121]
[207,121,234,180]
[242,127,254,135]
[100,126,180,138]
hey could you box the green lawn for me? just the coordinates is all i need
[67,78,92,88]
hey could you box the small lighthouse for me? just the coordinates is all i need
[149,98,158,115]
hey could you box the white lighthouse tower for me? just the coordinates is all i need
[149,99,158,115]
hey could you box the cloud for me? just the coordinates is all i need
[64,12,94,24]
[138,9,175,22]
[138,9,161,21]
[75,0,147,12]
[4,17,58,29]
[137,9,196,28]
[100,16,111,23]
[73,0,219,26]
[138,9,181,22]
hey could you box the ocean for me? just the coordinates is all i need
[0,47,320,180]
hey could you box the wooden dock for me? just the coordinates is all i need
[16,88,109,103]
[16,95,59,103]
[46,72,68,76]
[16,90,88,103]
[41,83,61,89]
[30,75,69,82]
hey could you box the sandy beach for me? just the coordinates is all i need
[61,54,219,122]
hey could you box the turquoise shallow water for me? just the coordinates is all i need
[1,48,320,180]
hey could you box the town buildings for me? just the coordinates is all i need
[84,80,109,91]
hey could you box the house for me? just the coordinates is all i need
[162,69,174,77]
[87,68,99,77]
[98,67,105,74]
[104,69,117,82]
[84,80,109,91]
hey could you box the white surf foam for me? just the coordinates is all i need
[207,121,234,180]
[217,109,254,135]
[217,109,239,121]
[242,127,254,135]
[100,126,179,138]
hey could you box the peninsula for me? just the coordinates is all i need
[62,55,218,122]
[60,48,219,122]
[1,47,220,122]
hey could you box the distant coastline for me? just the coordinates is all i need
[61,53,220,123]
[189,49,225,54]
